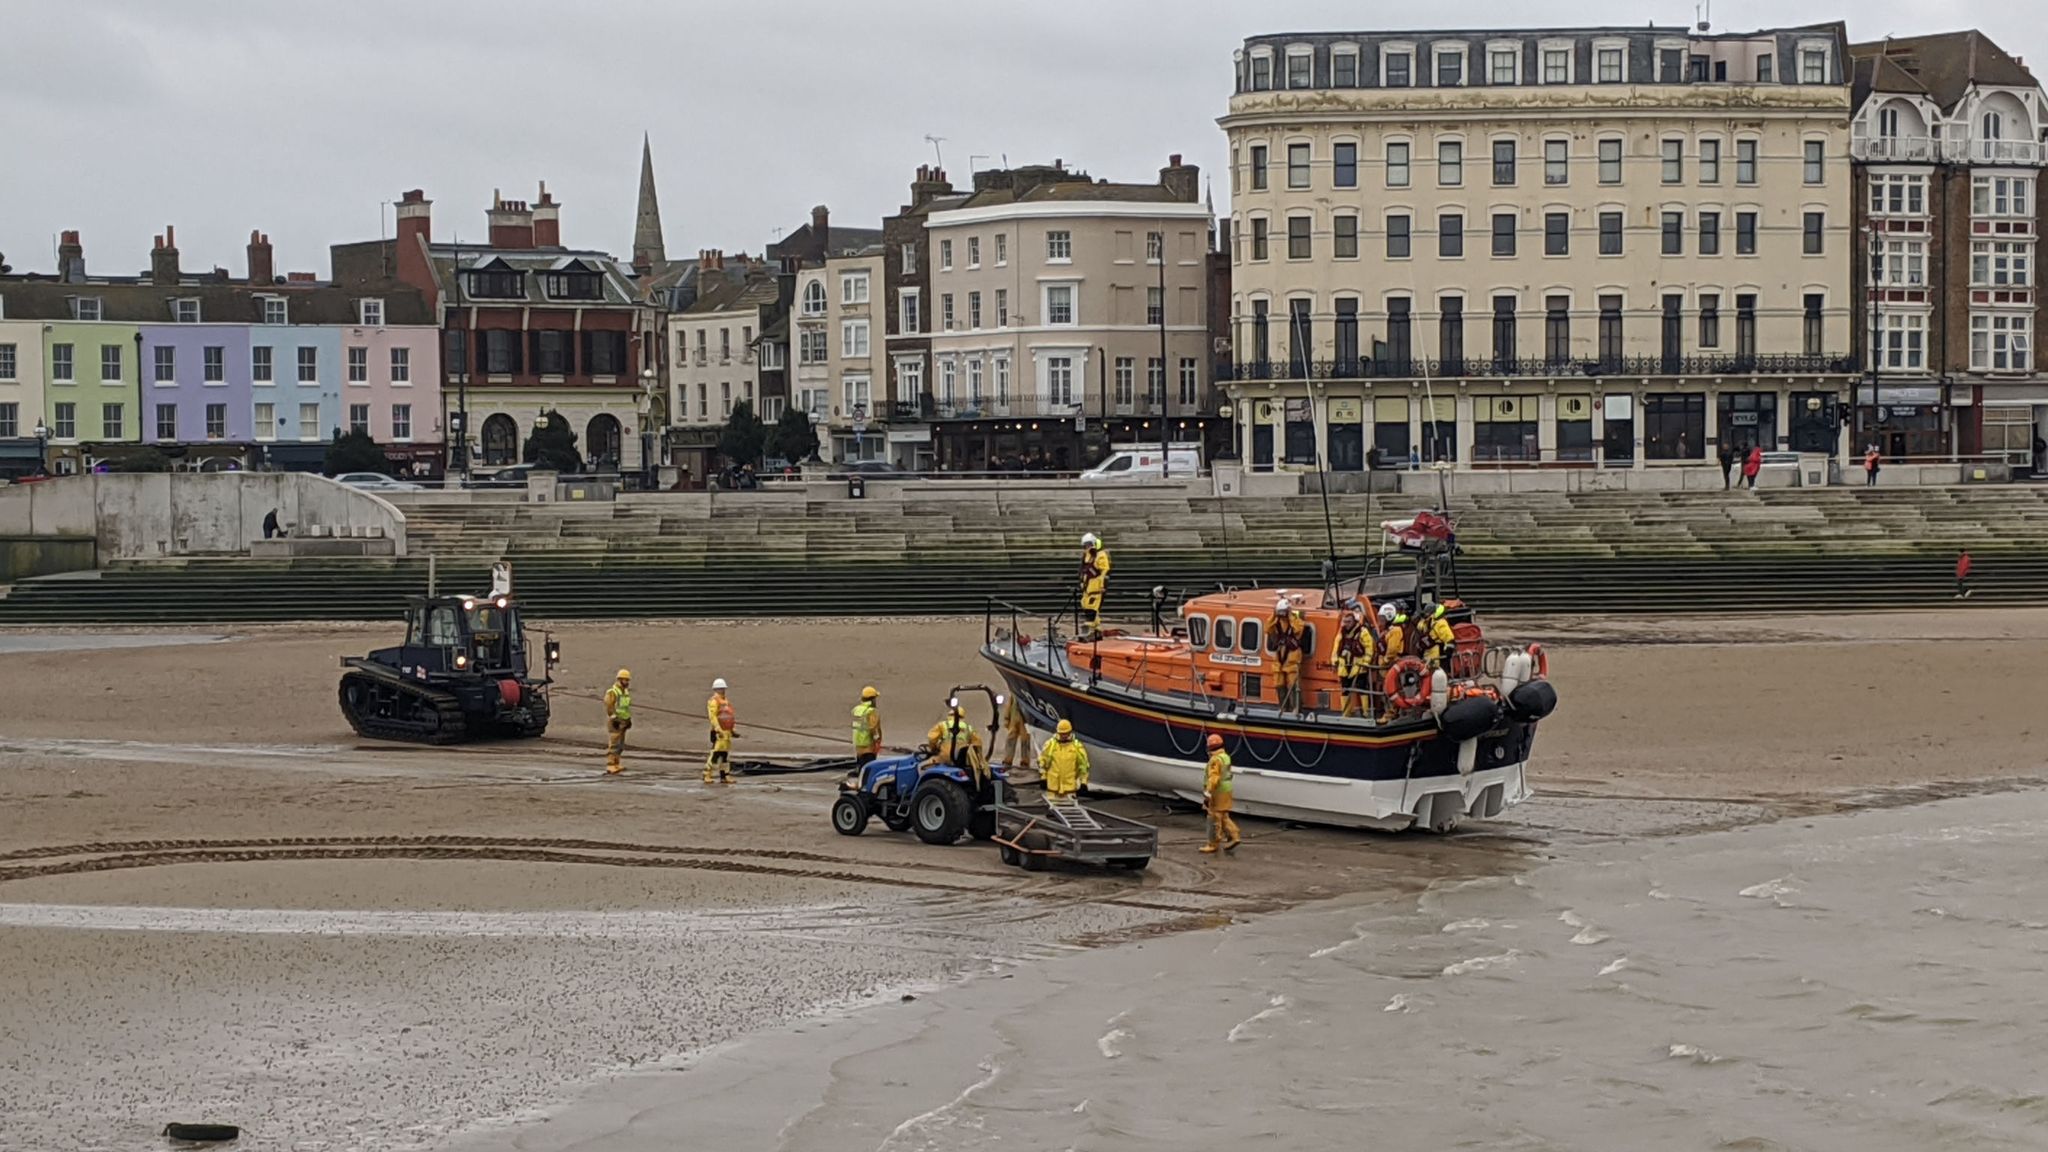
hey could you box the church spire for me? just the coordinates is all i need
[632,132,665,274]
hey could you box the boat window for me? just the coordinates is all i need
[1300,623,1317,655]
[1240,619,1262,653]
[1215,617,1236,651]
[1187,615,1210,649]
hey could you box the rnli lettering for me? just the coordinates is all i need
[1209,654,1263,668]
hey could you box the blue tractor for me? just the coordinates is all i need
[831,685,1008,846]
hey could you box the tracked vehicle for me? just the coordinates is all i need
[338,564,559,744]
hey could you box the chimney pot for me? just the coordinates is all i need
[1170,153,1183,166]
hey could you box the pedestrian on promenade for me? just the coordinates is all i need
[1956,549,1974,599]
[1742,445,1763,490]
[1718,442,1735,490]
[1865,445,1882,487]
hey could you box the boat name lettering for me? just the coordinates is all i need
[1209,654,1263,668]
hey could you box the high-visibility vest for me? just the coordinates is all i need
[852,701,878,749]
[606,685,631,721]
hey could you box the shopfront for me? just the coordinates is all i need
[1372,396,1410,466]
[1555,394,1594,462]
[1601,395,1635,467]
[1855,384,1946,458]
[1471,395,1537,462]
[1715,392,1778,454]
[1787,391,1839,455]
[1326,398,1365,472]
[1643,393,1705,461]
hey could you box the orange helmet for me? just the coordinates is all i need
[1206,734,1224,750]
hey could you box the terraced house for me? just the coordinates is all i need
[1851,31,2048,475]
[1222,22,1855,473]
[387,187,657,476]
[0,227,438,475]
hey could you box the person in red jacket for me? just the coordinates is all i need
[1742,445,1763,489]
[1956,549,1974,599]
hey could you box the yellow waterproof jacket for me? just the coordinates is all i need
[927,716,980,757]
[1425,616,1456,659]
[707,694,735,733]
[1382,621,1408,660]
[1332,626,1375,676]
[1038,736,1091,793]
[604,684,631,722]
[1001,696,1028,737]
[1205,751,1234,800]
[1082,547,1111,593]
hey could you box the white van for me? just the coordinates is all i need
[1079,444,1202,482]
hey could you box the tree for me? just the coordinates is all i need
[765,405,819,464]
[719,400,768,469]
[98,446,173,473]
[522,409,583,473]
[325,430,390,476]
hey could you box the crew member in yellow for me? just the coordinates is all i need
[996,693,1032,768]
[1078,532,1111,639]
[1377,602,1406,723]
[704,677,737,785]
[926,697,984,774]
[851,685,882,767]
[1037,719,1091,801]
[1268,597,1307,713]
[1421,601,1458,672]
[602,668,632,775]
[1332,608,1376,718]
[1201,734,1241,854]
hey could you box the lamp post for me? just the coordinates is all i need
[640,366,660,487]
[33,419,50,476]
[1863,223,1882,459]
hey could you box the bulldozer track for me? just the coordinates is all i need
[0,835,1246,916]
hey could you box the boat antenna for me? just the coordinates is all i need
[1294,304,1342,602]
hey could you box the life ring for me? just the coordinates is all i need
[1526,643,1549,680]
[1384,657,1430,712]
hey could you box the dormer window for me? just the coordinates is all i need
[464,263,524,299]
[1286,50,1312,89]
[541,272,602,300]
[358,298,385,326]
[1435,47,1465,87]
[1250,52,1273,91]
[173,298,201,323]
[1596,46,1625,83]
[71,297,101,321]
[1384,47,1413,88]
[1800,47,1827,84]
[261,296,287,325]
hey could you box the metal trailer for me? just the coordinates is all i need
[991,795,1159,872]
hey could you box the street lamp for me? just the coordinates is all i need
[32,419,50,476]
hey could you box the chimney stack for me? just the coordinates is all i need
[488,190,536,249]
[697,249,725,272]
[532,181,561,247]
[1159,154,1201,203]
[151,225,181,286]
[247,230,274,284]
[57,230,85,283]
[810,205,830,254]
[909,165,954,208]
[394,188,435,305]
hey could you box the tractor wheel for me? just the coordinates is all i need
[831,794,870,837]
[1018,830,1053,871]
[911,779,970,846]
[882,811,914,833]
[1107,857,1152,872]
[968,809,997,842]
[1000,843,1022,867]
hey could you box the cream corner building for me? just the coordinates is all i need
[1221,22,1855,474]
[794,248,887,462]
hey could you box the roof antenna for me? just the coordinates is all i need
[924,134,946,170]
[1696,0,1711,33]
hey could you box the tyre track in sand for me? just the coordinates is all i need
[0,835,1266,919]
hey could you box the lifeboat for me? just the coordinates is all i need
[979,512,1550,833]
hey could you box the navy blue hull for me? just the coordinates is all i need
[987,653,1538,784]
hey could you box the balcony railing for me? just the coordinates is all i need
[1219,354,1854,382]
[1855,136,1938,163]
[1970,140,2045,165]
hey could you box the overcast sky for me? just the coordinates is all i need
[0,0,2035,280]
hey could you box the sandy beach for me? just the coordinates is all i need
[1,609,2042,1150]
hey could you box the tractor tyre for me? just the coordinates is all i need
[831,794,870,837]
[911,779,970,846]
[1107,857,1152,872]
[1000,843,1022,867]
[968,808,997,842]
[882,809,914,833]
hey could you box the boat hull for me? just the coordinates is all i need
[987,650,1538,832]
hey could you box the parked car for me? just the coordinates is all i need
[334,472,425,493]
[827,461,911,480]
[464,464,543,489]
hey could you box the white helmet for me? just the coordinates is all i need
[1081,532,1100,548]
[1275,597,1291,614]
[712,677,728,690]
[1379,602,1398,622]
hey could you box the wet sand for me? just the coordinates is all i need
[1,610,2042,1150]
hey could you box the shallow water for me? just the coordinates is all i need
[479,787,2048,1152]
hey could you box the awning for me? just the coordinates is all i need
[0,440,44,461]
